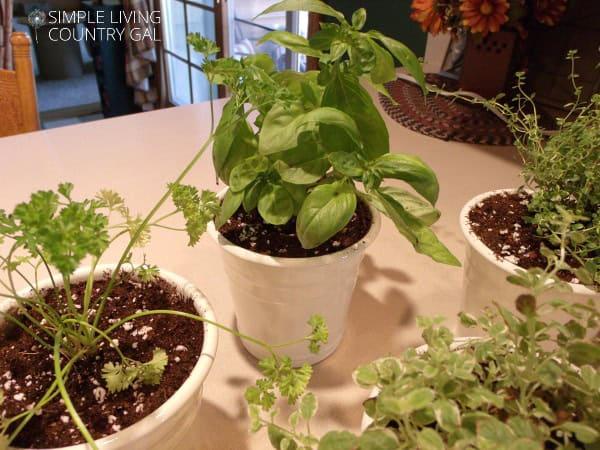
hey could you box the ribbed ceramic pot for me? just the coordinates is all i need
[459,189,599,335]
[208,190,381,366]
[4,264,218,450]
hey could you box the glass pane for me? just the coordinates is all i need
[232,0,287,69]
[191,0,214,7]
[166,54,191,105]
[161,0,187,59]
[187,5,217,66]
[192,68,217,103]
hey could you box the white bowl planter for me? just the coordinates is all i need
[459,189,599,335]
[360,337,475,431]
[208,192,381,366]
[4,264,218,450]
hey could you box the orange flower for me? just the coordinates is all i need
[459,0,510,35]
[534,0,567,26]
[410,0,444,35]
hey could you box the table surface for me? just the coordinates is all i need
[0,88,522,449]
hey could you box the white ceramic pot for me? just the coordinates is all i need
[459,189,599,335]
[208,192,381,366]
[360,337,476,431]
[4,264,218,450]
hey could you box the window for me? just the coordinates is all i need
[161,0,309,106]
[161,0,219,105]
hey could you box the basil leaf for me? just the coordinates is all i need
[370,186,440,225]
[370,154,439,205]
[375,190,461,266]
[215,189,243,229]
[273,158,329,185]
[367,38,396,85]
[296,181,357,249]
[352,8,367,30]
[243,179,265,212]
[258,0,346,24]
[229,155,270,192]
[259,31,322,58]
[321,70,388,160]
[258,183,294,225]
[259,103,361,155]
[213,99,257,184]
[309,25,341,51]
[368,30,426,92]
[329,152,365,178]
[243,53,276,73]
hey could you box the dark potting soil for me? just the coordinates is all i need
[219,200,372,257]
[0,274,204,448]
[468,191,580,283]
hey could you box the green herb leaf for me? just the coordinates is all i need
[258,0,346,23]
[358,428,399,450]
[230,155,270,193]
[321,70,389,160]
[296,180,357,249]
[375,190,460,266]
[308,315,329,354]
[353,363,379,388]
[558,422,599,444]
[433,399,461,432]
[259,104,361,156]
[170,185,220,246]
[367,38,396,85]
[567,340,600,366]
[369,154,439,205]
[317,431,358,450]
[258,183,295,225]
[366,186,440,225]
[259,31,322,58]
[329,152,365,178]
[215,189,243,229]
[377,387,435,416]
[273,158,330,185]
[299,392,318,420]
[367,31,426,92]
[268,424,297,450]
[416,428,445,450]
[351,8,367,30]
[213,99,258,184]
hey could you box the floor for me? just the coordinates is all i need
[36,73,103,130]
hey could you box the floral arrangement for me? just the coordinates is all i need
[410,0,568,37]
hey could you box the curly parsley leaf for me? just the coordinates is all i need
[10,186,109,275]
[170,184,220,246]
[135,263,160,283]
[307,315,328,354]
[102,348,168,393]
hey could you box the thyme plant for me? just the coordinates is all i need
[247,215,600,449]
[441,51,599,285]
[189,0,460,266]
[0,100,328,449]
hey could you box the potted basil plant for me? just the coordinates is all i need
[246,229,600,449]
[191,0,460,366]
[456,53,599,325]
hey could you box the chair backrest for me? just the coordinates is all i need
[0,32,40,138]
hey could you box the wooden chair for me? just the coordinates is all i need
[0,32,40,137]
